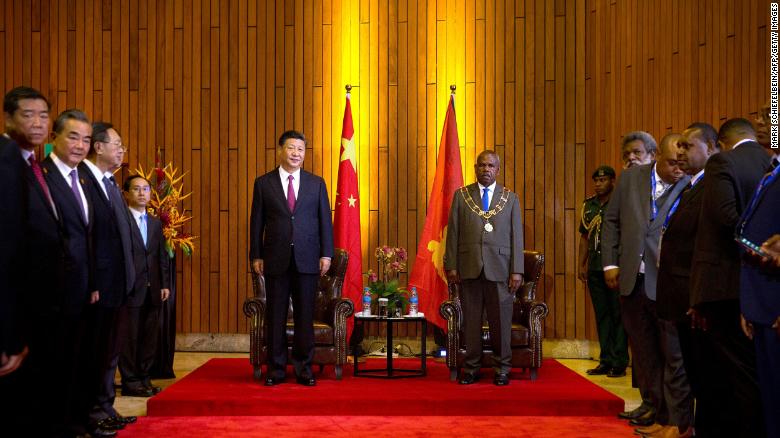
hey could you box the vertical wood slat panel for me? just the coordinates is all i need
[0,0,768,343]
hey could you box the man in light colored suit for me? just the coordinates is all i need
[601,133,688,427]
[444,150,524,386]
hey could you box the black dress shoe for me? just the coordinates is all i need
[586,363,610,375]
[617,404,651,420]
[458,373,480,385]
[606,367,626,378]
[493,373,510,386]
[97,417,125,431]
[265,376,285,386]
[628,409,656,427]
[112,414,137,424]
[146,385,162,395]
[296,375,316,386]
[89,426,118,437]
[122,386,154,397]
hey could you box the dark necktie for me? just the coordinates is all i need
[28,155,54,207]
[69,169,87,223]
[287,174,296,212]
[103,175,123,207]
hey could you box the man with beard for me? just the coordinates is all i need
[602,133,688,428]
[622,131,657,169]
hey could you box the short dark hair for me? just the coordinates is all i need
[123,174,150,192]
[53,109,90,134]
[278,130,306,147]
[717,118,756,141]
[90,121,115,156]
[3,86,50,115]
[687,122,719,147]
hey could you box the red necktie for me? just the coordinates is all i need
[28,155,54,207]
[287,174,296,212]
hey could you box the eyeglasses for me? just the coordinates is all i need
[128,186,151,193]
[100,140,128,152]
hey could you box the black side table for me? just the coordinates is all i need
[353,315,427,378]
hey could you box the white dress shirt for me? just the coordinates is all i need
[477,181,497,209]
[50,152,89,222]
[278,166,301,200]
[83,159,110,199]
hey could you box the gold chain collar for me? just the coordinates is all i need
[459,185,511,220]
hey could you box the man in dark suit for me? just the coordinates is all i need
[119,175,171,397]
[80,122,137,431]
[601,133,688,427]
[250,130,334,386]
[738,164,780,438]
[652,123,721,438]
[444,150,524,386]
[688,118,770,437]
[0,134,26,378]
[735,107,780,438]
[0,87,64,435]
[43,109,119,437]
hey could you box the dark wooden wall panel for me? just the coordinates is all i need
[0,0,770,340]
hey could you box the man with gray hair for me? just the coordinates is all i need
[602,132,688,428]
[622,131,657,169]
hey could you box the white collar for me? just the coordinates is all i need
[731,138,753,149]
[129,206,147,221]
[83,159,106,182]
[690,169,705,186]
[477,181,497,192]
[50,152,78,177]
[279,166,301,180]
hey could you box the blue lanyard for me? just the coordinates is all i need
[662,176,701,231]
[650,172,658,220]
[738,165,780,235]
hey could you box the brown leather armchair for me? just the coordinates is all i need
[439,250,548,381]
[243,248,354,380]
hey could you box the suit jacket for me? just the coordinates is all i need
[656,181,704,321]
[127,211,170,307]
[443,183,524,281]
[601,163,689,299]
[249,168,334,276]
[0,136,26,355]
[41,156,93,316]
[79,163,135,308]
[690,141,771,305]
[739,167,780,324]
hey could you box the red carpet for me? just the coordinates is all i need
[147,358,623,417]
[121,415,636,437]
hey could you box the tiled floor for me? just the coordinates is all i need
[114,353,641,417]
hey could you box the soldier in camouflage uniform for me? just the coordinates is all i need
[578,165,628,377]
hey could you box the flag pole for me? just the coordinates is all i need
[346,84,352,95]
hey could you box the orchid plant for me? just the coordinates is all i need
[366,246,409,314]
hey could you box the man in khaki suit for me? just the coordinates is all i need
[444,150,524,386]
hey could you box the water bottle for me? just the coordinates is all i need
[409,287,419,316]
[362,287,372,316]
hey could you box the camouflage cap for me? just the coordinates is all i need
[592,165,616,179]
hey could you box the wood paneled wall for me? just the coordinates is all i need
[0,0,770,341]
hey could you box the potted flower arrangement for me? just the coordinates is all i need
[366,246,409,315]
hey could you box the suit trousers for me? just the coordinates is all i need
[460,272,513,375]
[677,320,722,437]
[753,323,780,438]
[120,293,161,389]
[587,270,629,368]
[89,305,127,420]
[265,251,319,379]
[657,318,693,430]
[620,275,666,422]
[694,300,764,437]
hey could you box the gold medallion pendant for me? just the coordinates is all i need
[484,222,493,233]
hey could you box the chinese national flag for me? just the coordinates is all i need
[333,93,362,341]
[409,94,463,329]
